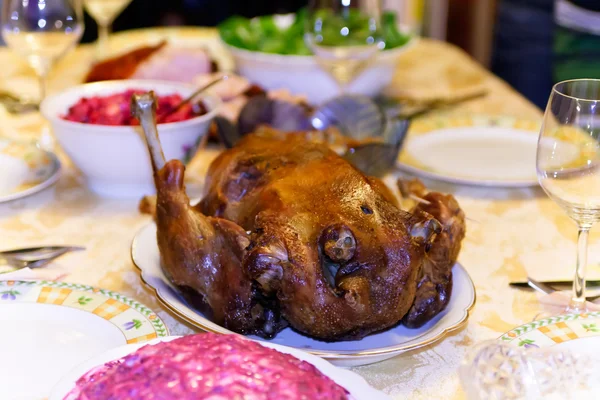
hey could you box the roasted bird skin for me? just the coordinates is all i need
[398,179,466,328]
[133,93,465,341]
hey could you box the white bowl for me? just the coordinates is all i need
[41,80,221,198]
[224,39,415,105]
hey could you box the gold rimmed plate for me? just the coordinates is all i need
[131,222,476,367]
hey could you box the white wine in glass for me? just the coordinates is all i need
[84,0,132,58]
[1,0,84,101]
[537,78,600,312]
[304,0,383,89]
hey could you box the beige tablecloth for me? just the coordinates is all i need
[1,28,596,399]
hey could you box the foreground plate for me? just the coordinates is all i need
[131,222,476,367]
[499,311,600,350]
[51,336,389,400]
[398,115,541,187]
[0,138,61,203]
[0,280,168,400]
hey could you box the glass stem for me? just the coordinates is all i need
[570,226,590,312]
[96,23,111,59]
[38,71,48,102]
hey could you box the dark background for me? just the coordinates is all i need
[84,0,308,43]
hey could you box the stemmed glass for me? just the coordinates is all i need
[83,0,132,59]
[1,0,84,101]
[304,0,383,91]
[537,79,600,312]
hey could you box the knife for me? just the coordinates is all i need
[510,279,600,288]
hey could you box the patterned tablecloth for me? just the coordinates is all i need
[0,27,596,399]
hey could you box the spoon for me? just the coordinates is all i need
[161,75,228,118]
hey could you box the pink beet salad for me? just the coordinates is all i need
[61,90,206,126]
[64,333,349,400]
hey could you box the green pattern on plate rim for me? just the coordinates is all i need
[499,312,600,349]
[0,280,168,342]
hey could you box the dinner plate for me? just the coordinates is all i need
[0,138,61,203]
[499,311,600,350]
[397,115,542,187]
[50,336,389,400]
[0,280,168,400]
[131,222,476,367]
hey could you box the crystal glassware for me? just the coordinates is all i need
[304,0,383,90]
[83,0,132,59]
[459,340,597,399]
[537,79,600,312]
[1,0,84,101]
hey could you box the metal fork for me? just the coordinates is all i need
[0,246,84,273]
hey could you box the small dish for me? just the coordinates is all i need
[40,80,221,198]
[0,280,168,400]
[0,137,61,203]
[50,336,389,400]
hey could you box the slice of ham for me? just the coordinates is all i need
[85,42,166,83]
[132,46,213,83]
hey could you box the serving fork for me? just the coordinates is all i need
[0,245,84,273]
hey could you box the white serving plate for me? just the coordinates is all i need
[131,222,476,367]
[398,115,543,187]
[0,280,168,400]
[50,336,390,400]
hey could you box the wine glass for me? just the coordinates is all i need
[304,0,384,91]
[83,0,132,59]
[1,0,84,101]
[537,79,600,313]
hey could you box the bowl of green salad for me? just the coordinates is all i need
[218,9,414,104]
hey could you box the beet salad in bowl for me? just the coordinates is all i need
[40,80,220,198]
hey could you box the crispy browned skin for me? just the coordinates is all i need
[151,128,464,340]
[153,162,264,334]
[398,179,466,328]
[168,131,439,340]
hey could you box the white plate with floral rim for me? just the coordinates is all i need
[131,222,476,367]
[0,280,168,400]
[50,335,389,400]
[499,311,600,351]
[398,115,543,187]
[0,138,61,203]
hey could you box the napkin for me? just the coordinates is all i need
[383,39,488,104]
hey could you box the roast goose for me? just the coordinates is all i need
[132,92,466,341]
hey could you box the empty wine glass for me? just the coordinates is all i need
[537,79,600,312]
[304,0,383,90]
[83,0,132,59]
[2,0,84,101]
